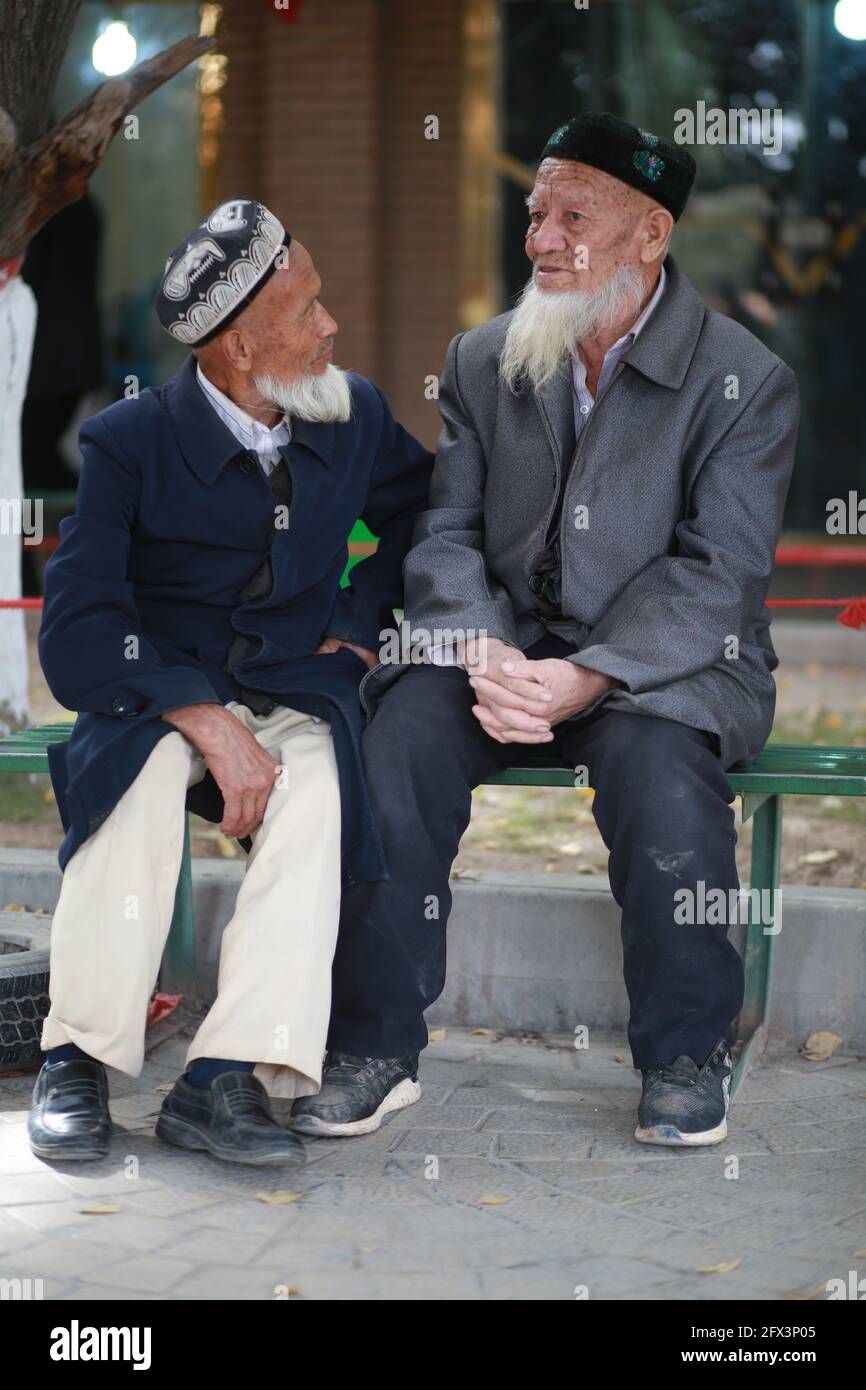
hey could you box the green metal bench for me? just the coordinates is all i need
[2,725,865,1092]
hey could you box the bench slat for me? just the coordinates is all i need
[3,727,866,792]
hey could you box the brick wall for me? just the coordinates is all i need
[217,0,464,449]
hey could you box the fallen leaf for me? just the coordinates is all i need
[1,902,23,912]
[470,1028,495,1037]
[613,1053,624,1063]
[359,1246,377,1253]
[154,1083,173,1093]
[256,1191,303,1205]
[800,1030,843,1061]
[696,1258,740,1274]
[217,835,238,859]
[428,1027,447,1042]
[784,1282,827,1301]
[476,1195,511,1206]
[851,1249,866,1258]
[79,1205,121,1215]
[557,841,582,856]
[799,849,839,865]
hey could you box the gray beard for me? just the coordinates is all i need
[253,364,353,423]
[498,265,647,394]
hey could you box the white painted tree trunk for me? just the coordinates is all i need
[0,273,36,731]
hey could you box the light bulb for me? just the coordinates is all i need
[834,0,866,41]
[92,20,138,76]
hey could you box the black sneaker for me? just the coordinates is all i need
[290,1052,421,1137]
[634,1038,732,1147]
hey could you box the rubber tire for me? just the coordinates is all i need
[0,941,50,1070]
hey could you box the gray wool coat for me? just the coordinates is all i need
[362,254,799,768]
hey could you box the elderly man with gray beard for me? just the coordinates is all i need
[293,113,799,1148]
[29,198,432,1168]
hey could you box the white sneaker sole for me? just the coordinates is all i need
[634,1118,728,1147]
[292,1077,421,1137]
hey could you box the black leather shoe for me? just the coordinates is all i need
[155,1070,306,1167]
[291,1053,421,1137]
[28,1059,112,1162]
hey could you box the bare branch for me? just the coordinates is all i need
[0,32,214,260]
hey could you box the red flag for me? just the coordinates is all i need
[837,599,866,631]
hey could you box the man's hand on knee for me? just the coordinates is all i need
[162,703,281,838]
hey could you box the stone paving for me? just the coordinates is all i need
[1,1011,865,1301]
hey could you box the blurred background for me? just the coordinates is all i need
[20,0,866,540]
[8,0,866,880]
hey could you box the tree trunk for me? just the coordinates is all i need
[0,1,83,146]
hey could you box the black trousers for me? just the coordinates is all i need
[328,638,744,1070]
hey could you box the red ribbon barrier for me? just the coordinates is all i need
[2,596,865,627]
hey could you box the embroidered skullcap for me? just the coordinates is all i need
[156,197,291,345]
[540,113,695,221]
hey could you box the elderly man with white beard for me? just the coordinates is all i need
[294,113,799,1147]
[29,198,432,1167]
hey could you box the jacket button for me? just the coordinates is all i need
[528,574,545,596]
[112,697,130,715]
[239,454,257,474]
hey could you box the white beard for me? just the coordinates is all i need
[254,363,353,423]
[499,265,647,394]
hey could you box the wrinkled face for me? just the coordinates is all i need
[525,158,660,293]
[230,239,338,381]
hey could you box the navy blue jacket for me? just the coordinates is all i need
[39,354,433,882]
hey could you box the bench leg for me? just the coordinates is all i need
[161,813,196,1003]
[733,793,782,1097]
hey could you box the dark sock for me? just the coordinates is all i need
[45,1043,94,1067]
[185,1057,255,1089]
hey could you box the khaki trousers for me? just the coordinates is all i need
[41,704,342,1099]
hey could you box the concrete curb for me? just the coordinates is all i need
[2,849,865,1048]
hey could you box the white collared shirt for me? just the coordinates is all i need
[196,363,291,475]
[570,264,666,434]
[196,365,298,714]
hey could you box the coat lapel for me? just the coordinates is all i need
[620,254,705,389]
[533,363,576,490]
